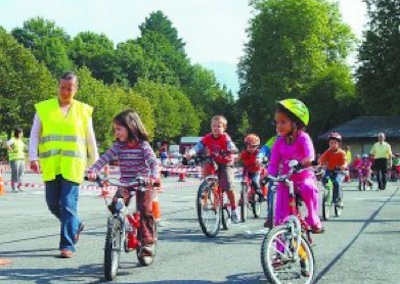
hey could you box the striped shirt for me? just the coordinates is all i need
[89,140,159,182]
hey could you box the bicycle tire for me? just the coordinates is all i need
[240,184,249,222]
[335,202,343,217]
[252,198,262,218]
[322,189,332,221]
[261,226,316,284]
[137,222,157,266]
[196,180,220,237]
[221,206,231,230]
[104,217,122,281]
[266,189,275,229]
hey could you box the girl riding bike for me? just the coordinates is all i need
[87,109,159,257]
[267,99,324,234]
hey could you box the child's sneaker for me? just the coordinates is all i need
[231,209,240,223]
[300,259,310,277]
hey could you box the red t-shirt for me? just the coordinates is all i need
[240,149,260,173]
[201,133,234,165]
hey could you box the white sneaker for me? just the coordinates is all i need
[231,209,240,223]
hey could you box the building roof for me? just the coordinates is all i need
[318,116,400,140]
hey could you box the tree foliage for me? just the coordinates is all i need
[239,0,356,138]
[356,0,400,115]
[0,27,55,137]
[11,17,74,77]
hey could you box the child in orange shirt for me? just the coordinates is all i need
[318,132,347,205]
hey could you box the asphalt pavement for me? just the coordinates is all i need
[0,172,399,283]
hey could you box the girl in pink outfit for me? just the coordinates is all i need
[267,99,323,233]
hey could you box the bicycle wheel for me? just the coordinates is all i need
[334,201,343,217]
[251,195,262,218]
[266,189,275,229]
[196,180,220,237]
[137,222,157,266]
[104,217,123,281]
[322,189,332,221]
[261,226,316,284]
[221,206,231,230]
[240,183,249,222]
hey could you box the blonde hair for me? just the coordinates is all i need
[211,115,228,127]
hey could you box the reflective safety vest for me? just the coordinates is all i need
[8,138,25,161]
[36,98,93,183]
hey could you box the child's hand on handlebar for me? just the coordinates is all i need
[87,170,97,181]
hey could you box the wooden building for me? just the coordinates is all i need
[317,116,400,159]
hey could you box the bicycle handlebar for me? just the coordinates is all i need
[262,160,305,184]
[85,176,148,190]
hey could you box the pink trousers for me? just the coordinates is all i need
[274,171,321,228]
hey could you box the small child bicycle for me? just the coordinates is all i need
[191,152,236,237]
[88,176,157,281]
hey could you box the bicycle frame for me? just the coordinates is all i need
[268,162,313,245]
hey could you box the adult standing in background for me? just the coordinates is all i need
[343,145,352,182]
[370,133,392,190]
[29,71,98,258]
[6,128,27,191]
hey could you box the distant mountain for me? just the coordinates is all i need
[202,61,239,96]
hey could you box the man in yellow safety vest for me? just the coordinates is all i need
[29,71,98,258]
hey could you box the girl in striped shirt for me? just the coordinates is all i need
[88,109,159,256]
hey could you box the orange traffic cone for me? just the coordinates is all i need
[0,258,12,266]
[152,190,161,223]
[0,174,5,195]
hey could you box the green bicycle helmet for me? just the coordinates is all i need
[278,99,309,126]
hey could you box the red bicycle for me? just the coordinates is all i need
[195,152,236,237]
[239,170,267,222]
[89,177,157,281]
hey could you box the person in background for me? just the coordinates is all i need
[343,145,352,182]
[350,154,361,179]
[6,128,27,192]
[29,71,98,258]
[239,134,264,200]
[318,132,347,206]
[370,133,392,190]
[391,153,400,181]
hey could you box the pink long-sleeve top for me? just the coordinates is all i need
[267,131,315,176]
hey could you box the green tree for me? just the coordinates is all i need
[139,10,186,53]
[69,32,124,85]
[138,11,193,86]
[116,40,146,86]
[356,0,400,115]
[239,0,356,138]
[134,80,195,141]
[0,27,55,136]
[11,17,74,77]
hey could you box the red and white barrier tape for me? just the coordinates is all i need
[0,179,202,191]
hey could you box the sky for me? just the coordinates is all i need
[0,0,368,92]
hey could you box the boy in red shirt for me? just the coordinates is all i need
[239,134,264,200]
[318,132,347,205]
[186,115,239,222]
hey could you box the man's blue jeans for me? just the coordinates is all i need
[45,175,81,252]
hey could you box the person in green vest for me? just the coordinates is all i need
[6,128,27,191]
[29,71,98,258]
